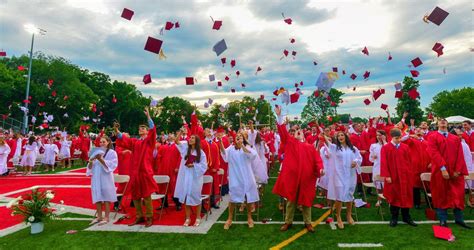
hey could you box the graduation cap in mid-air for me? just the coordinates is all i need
[185,77,195,85]
[410,70,420,77]
[361,46,369,55]
[424,6,449,26]
[432,42,444,57]
[209,74,215,82]
[144,36,163,54]
[213,39,227,56]
[121,8,134,20]
[411,57,423,67]
[143,74,152,84]
[211,16,223,30]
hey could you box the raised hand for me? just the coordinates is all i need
[144,106,150,118]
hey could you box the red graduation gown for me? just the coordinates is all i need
[426,132,468,209]
[116,127,158,200]
[115,145,131,193]
[6,139,16,168]
[78,131,91,161]
[350,132,372,166]
[305,133,318,145]
[380,143,414,208]
[203,140,221,195]
[156,143,181,195]
[215,136,230,185]
[273,124,323,207]
[402,138,426,188]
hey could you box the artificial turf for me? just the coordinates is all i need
[1,164,473,249]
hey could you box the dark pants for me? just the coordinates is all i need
[390,205,411,221]
[436,208,464,223]
[221,184,229,196]
[413,188,421,206]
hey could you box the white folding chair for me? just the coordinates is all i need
[358,166,374,202]
[373,175,386,220]
[201,175,213,220]
[465,172,474,213]
[113,174,130,219]
[152,175,170,221]
[420,173,432,209]
[217,168,224,205]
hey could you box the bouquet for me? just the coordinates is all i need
[8,188,59,224]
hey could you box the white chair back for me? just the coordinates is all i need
[153,175,170,184]
[360,166,373,174]
[420,173,431,182]
[114,174,130,183]
[203,175,213,184]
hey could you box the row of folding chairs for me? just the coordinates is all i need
[358,166,474,220]
[113,168,227,221]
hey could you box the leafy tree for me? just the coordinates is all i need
[427,87,474,118]
[395,76,423,123]
[301,88,344,125]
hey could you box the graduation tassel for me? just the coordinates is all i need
[158,49,167,60]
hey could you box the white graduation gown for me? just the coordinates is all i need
[0,144,11,174]
[21,143,38,167]
[247,130,257,147]
[461,140,473,188]
[221,145,260,203]
[86,148,118,203]
[251,142,269,184]
[326,144,362,202]
[174,142,208,206]
[274,134,281,153]
[317,146,330,190]
[42,144,59,165]
[369,143,384,188]
[59,139,71,159]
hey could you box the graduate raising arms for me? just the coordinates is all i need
[324,131,362,229]
[173,132,208,227]
[218,131,259,230]
[114,107,158,227]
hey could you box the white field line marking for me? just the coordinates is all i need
[30,173,86,176]
[338,243,383,248]
[60,218,93,221]
[2,185,90,197]
[5,176,88,179]
[84,195,231,234]
[55,167,87,174]
[215,220,474,225]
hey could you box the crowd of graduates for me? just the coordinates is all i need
[0,106,472,233]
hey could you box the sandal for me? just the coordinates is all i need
[89,218,101,225]
[194,219,201,227]
[223,220,232,230]
[347,216,355,225]
[183,219,191,227]
[98,219,109,226]
[248,220,254,228]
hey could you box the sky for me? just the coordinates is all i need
[1,0,472,119]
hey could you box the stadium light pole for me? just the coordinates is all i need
[22,24,46,134]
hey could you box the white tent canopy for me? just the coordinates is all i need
[445,116,474,123]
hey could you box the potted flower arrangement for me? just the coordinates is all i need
[8,188,58,234]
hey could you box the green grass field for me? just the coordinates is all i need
[1,164,473,249]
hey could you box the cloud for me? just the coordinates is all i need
[1,0,471,120]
